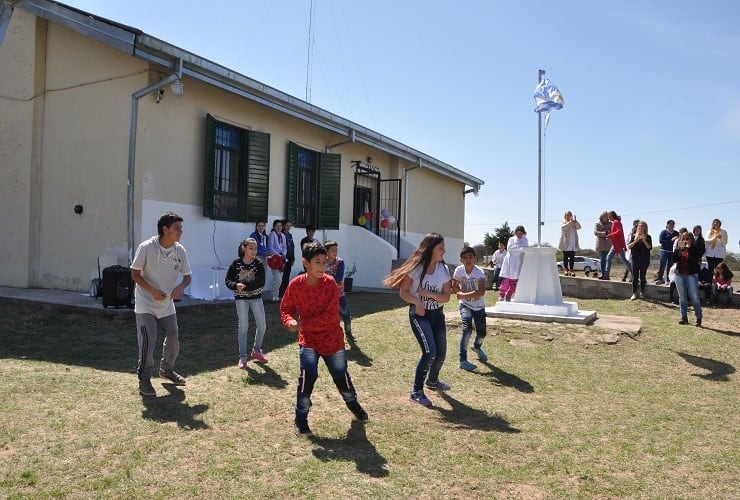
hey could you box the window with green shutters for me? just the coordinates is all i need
[203,114,270,222]
[287,142,341,229]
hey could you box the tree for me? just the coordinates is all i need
[483,221,514,254]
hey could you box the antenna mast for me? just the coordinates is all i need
[305,0,316,102]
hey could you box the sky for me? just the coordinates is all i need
[60,0,740,253]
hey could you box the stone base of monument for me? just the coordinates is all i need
[487,246,597,325]
[486,301,596,324]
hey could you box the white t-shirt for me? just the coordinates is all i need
[131,236,192,318]
[408,262,451,311]
[453,264,486,311]
[492,249,506,268]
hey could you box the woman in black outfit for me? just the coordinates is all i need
[627,220,652,300]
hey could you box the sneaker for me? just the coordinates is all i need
[630,294,637,301]
[346,400,369,421]
[678,317,689,325]
[695,318,702,327]
[138,378,156,397]
[237,357,247,369]
[459,360,477,371]
[409,391,432,406]
[250,349,268,364]
[472,345,488,362]
[655,279,665,285]
[159,368,186,386]
[294,419,312,436]
[425,380,451,391]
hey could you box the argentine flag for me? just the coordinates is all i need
[533,78,564,113]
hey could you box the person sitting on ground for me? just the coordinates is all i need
[711,262,734,306]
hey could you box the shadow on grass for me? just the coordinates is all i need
[243,364,289,389]
[345,337,373,367]
[434,392,520,433]
[676,352,736,381]
[702,326,740,338]
[309,420,389,478]
[141,384,210,430]
[479,361,535,393]
[0,293,403,377]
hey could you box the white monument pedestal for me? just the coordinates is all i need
[487,246,596,324]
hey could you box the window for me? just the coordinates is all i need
[203,114,270,222]
[287,142,341,229]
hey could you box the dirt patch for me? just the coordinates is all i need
[446,312,641,346]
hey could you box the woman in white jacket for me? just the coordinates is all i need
[499,226,529,302]
[705,218,728,275]
[558,211,581,276]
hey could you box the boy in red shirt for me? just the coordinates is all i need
[280,242,367,436]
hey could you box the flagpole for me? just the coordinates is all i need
[537,69,545,247]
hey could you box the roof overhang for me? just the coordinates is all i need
[15,0,484,193]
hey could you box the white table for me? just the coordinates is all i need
[187,267,233,301]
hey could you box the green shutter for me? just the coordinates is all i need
[203,114,216,218]
[317,152,341,230]
[286,142,299,223]
[246,130,270,221]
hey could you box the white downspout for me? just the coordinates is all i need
[127,59,182,263]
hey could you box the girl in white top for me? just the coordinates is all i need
[558,211,581,276]
[384,232,453,407]
[705,218,728,274]
[499,225,529,301]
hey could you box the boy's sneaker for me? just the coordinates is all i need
[237,357,247,369]
[249,349,268,364]
[346,400,369,421]
[294,419,312,436]
[459,360,477,372]
[425,380,451,391]
[472,345,488,362]
[138,378,156,397]
[409,391,432,406]
[159,368,187,386]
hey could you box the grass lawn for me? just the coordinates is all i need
[0,292,738,498]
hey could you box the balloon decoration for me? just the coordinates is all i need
[363,211,373,221]
[357,215,366,226]
[379,212,396,230]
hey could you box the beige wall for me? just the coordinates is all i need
[405,167,465,239]
[0,11,41,287]
[0,9,470,291]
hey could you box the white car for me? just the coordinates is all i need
[557,256,601,275]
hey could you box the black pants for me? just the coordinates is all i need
[632,260,649,294]
[279,259,294,297]
[563,251,575,271]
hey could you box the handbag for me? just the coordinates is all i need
[267,254,286,270]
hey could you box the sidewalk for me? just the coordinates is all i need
[0,285,389,316]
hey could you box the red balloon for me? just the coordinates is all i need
[364,211,373,221]
[380,218,389,228]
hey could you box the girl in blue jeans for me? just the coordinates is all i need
[672,231,703,327]
[384,233,454,407]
